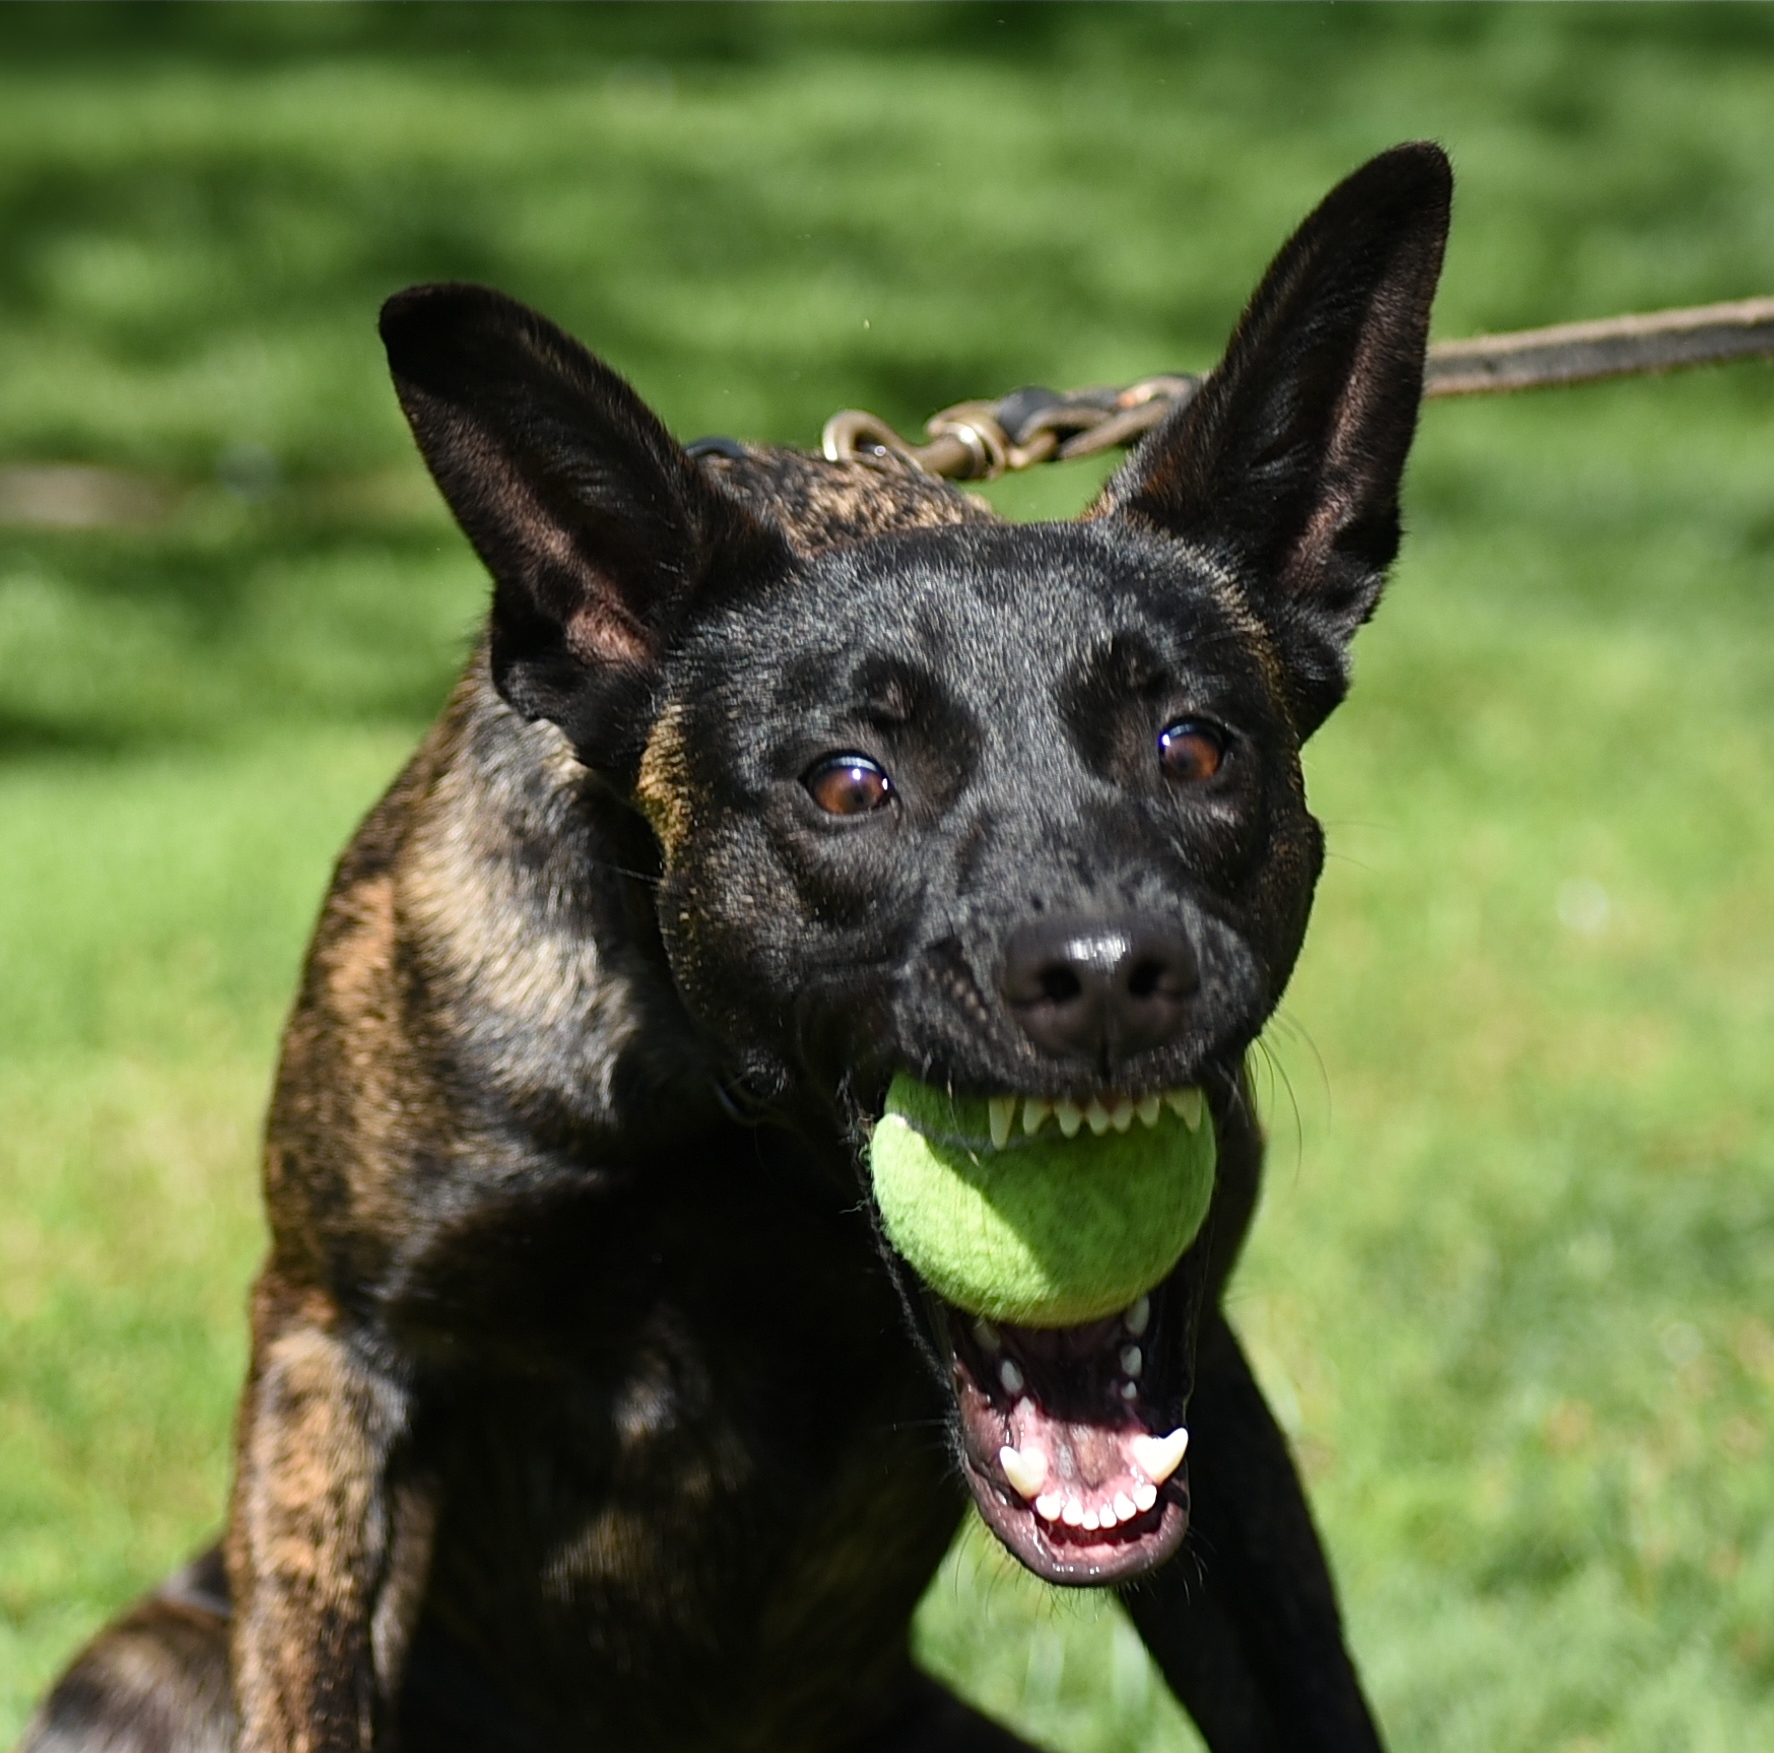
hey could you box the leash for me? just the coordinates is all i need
[820,296,1774,483]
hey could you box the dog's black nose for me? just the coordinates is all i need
[999,916,1199,1065]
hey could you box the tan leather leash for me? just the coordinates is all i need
[820,296,1774,483]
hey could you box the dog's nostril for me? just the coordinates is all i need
[1126,958,1165,1000]
[1038,967,1083,1004]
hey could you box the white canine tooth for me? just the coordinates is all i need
[1164,1087,1205,1132]
[973,1317,1000,1354]
[1133,1480,1158,1512]
[988,1096,1015,1150]
[1119,1380,1140,1402]
[1035,1492,1064,1522]
[1120,1345,1143,1378]
[1125,1294,1151,1337]
[1022,1097,1051,1136]
[999,1358,1025,1396]
[999,1444,1048,1499]
[1081,1507,1101,1531]
[1054,1100,1083,1138]
[1109,1095,1134,1133]
[1061,1498,1085,1527]
[1130,1428,1189,1486]
[1085,1097,1113,1136]
[1114,1491,1137,1522]
[1135,1093,1162,1129]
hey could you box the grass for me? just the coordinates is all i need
[2,7,1772,1749]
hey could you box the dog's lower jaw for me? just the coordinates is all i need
[960,1393,1192,1588]
[934,1261,1203,1588]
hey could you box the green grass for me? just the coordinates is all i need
[3,7,1773,1749]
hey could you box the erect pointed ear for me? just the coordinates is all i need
[381,283,787,772]
[1096,142,1452,736]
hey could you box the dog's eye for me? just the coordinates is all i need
[1158,718,1226,784]
[804,753,894,816]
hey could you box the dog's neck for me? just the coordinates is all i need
[396,648,727,1147]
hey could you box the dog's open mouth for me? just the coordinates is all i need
[942,1276,1195,1585]
[867,1078,1211,1585]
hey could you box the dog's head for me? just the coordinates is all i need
[383,143,1449,1586]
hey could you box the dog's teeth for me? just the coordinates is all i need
[1119,1345,1143,1378]
[999,1358,1025,1396]
[1022,1098,1051,1136]
[987,1096,1015,1150]
[1085,1098,1113,1136]
[1130,1428,1189,1486]
[1164,1087,1205,1131]
[1113,1491,1137,1522]
[1125,1294,1151,1337]
[1132,1480,1158,1513]
[999,1444,1048,1499]
[1135,1093,1162,1129]
[1080,1506,1101,1531]
[1061,1498,1085,1527]
[1035,1493,1064,1522]
[973,1317,1000,1354]
[1119,1380,1140,1402]
[1108,1095,1134,1132]
[1054,1100,1083,1138]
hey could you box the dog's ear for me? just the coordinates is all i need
[381,283,786,770]
[1096,142,1451,736]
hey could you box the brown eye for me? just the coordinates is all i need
[1158,718,1226,784]
[805,753,894,816]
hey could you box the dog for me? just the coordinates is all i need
[21,141,1449,1753]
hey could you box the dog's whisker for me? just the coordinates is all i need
[1250,1034,1309,1184]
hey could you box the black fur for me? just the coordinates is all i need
[22,143,1449,1753]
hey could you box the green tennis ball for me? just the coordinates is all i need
[868,1074,1216,1328]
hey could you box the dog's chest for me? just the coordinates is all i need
[401,1149,965,1747]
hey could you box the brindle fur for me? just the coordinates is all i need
[21,145,1451,1753]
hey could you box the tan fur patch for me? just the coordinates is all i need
[635,703,693,865]
[228,1313,387,1749]
[396,707,638,1122]
[703,447,999,553]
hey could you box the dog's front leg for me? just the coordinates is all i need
[226,1279,427,1753]
[864,1670,1046,1753]
[1122,1314,1383,1753]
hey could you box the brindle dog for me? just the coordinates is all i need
[22,143,1449,1753]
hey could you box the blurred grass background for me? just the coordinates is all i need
[2,6,1772,1750]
